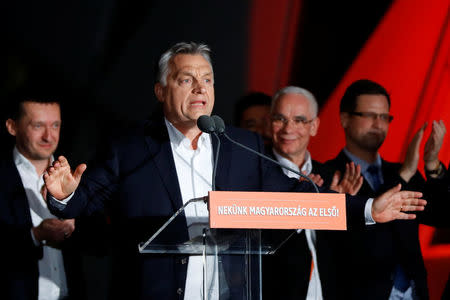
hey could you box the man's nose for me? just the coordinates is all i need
[193,80,206,94]
[282,119,295,132]
[372,116,384,129]
[42,127,53,141]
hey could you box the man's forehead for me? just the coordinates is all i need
[355,94,389,109]
[23,101,60,109]
[276,94,311,112]
[170,54,213,73]
[21,102,61,119]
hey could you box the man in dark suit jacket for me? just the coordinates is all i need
[422,143,450,300]
[0,95,83,299]
[323,79,448,300]
[44,43,425,300]
[422,121,449,228]
[426,161,450,300]
[262,86,363,300]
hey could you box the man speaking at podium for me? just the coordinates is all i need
[44,42,425,300]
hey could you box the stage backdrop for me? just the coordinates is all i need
[249,1,450,298]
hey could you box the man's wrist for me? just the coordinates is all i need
[425,161,444,178]
[425,159,440,172]
[399,168,414,183]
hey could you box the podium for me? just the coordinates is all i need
[138,191,346,299]
[139,196,296,299]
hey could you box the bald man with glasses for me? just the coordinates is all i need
[263,86,363,300]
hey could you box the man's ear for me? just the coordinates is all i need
[340,112,349,129]
[154,83,165,103]
[5,119,17,136]
[310,117,320,137]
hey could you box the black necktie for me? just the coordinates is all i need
[367,165,381,192]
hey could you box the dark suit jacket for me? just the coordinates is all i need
[262,155,335,300]
[0,156,84,300]
[424,164,450,300]
[322,150,446,300]
[48,119,368,300]
[423,163,450,228]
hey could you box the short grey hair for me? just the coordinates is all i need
[157,42,213,86]
[271,86,319,118]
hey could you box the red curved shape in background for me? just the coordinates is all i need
[307,1,450,298]
[249,0,450,298]
[248,0,302,94]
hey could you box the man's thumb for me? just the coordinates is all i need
[73,164,87,182]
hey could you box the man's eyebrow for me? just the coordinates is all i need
[177,71,194,77]
[174,70,213,78]
[180,71,213,76]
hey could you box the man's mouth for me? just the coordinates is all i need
[280,136,298,143]
[190,100,206,106]
[367,131,385,137]
[39,143,54,149]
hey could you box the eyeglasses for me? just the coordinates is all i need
[349,111,394,123]
[271,114,315,128]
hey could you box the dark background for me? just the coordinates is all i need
[0,0,391,165]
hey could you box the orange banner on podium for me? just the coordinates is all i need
[209,191,346,230]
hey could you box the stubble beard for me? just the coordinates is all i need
[357,131,386,153]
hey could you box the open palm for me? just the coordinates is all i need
[372,184,426,223]
[44,156,86,200]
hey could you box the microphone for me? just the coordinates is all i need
[197,115,216,133]
[199,115,319,193]
[211,115,225,134]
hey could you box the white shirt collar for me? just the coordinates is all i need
[342,148,382,173]
[13,146,54,176]
[164,118,211,151]
[272,148,313,179]
[13,146,35,172]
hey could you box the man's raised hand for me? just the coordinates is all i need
[424,120,446,171]
[330,162,363,195]
[399,123,426,182]
[43,156,86,200]
[372,184,426,223]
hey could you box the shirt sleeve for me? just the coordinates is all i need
[30,228,41,246]
[364,198,376,225]
[48,192,74,210]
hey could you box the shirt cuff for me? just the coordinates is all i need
[48,192,74,210]
[30,229,41,246]
[365,198,376,225]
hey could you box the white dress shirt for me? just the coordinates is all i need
[13,147,68,300]
[272,149,323,300]
[50,119,220,299]
[165,119,219,300]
